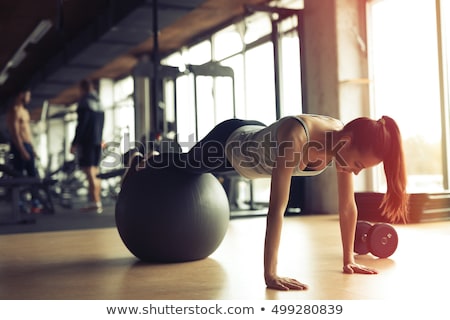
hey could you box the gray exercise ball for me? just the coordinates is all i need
[115,166,230,262]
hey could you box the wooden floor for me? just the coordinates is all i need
[0,214,449,300]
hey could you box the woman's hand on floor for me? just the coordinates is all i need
[265,275,308,291]
[343,263,378,274]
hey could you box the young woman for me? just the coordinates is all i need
[123,114,408,291]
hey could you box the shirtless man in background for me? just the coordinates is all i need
[6,89,42,213]
[7,90,35,163]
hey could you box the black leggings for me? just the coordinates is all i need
[146,119,266,174]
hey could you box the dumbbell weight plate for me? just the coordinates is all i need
[367,223,398,258]
[354,221,373,255]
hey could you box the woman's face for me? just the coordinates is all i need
[334,140,381,175]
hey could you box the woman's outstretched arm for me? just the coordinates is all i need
[264,161,308,290]
[336,171,378,274]
[264,122,308,290]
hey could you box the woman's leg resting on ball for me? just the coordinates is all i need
[141,119,239,174]
[132,119,266,175]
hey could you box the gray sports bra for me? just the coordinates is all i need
[225,116,329,179]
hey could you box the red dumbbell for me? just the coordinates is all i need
[354,220,398,258]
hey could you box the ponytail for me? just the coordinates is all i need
[343,116,408,223]
[377,116,409,223]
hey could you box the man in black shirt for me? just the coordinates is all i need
[71,79,105,213]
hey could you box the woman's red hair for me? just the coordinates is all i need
[343,116,408,223]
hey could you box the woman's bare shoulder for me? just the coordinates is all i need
[299,114,343,131]
[276,117,308,146]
